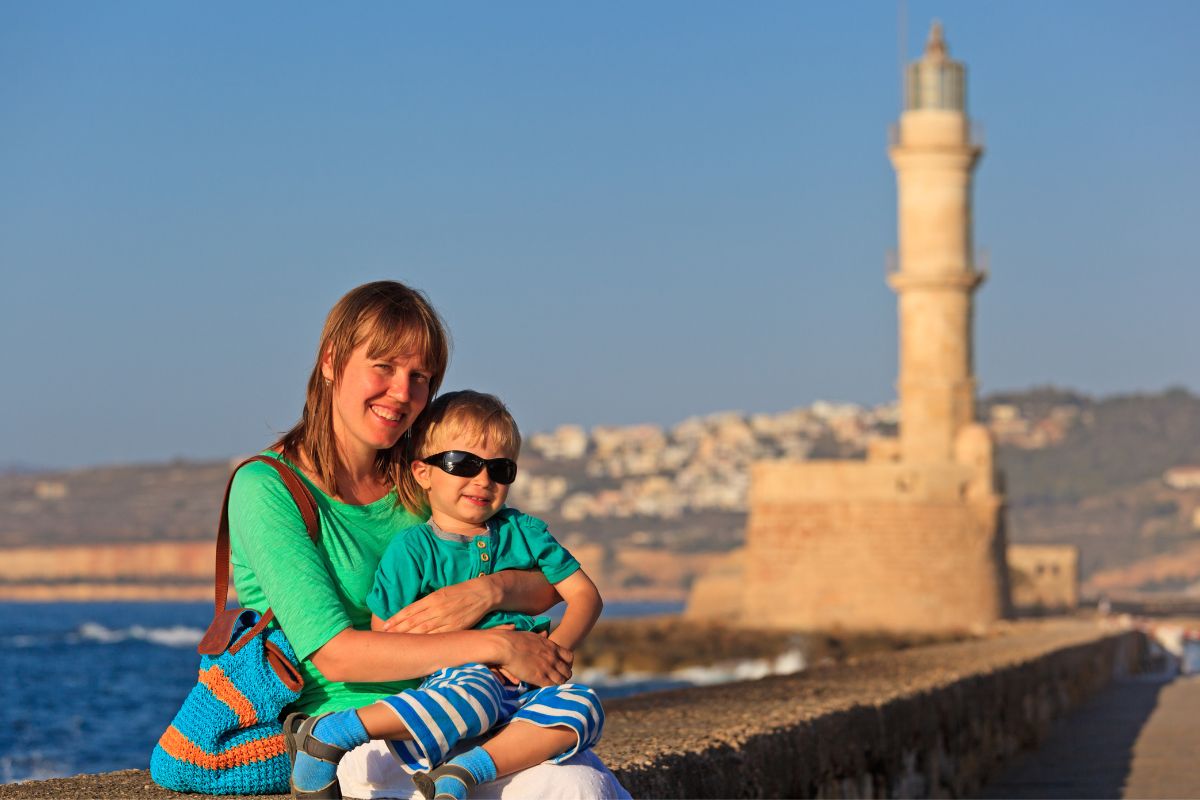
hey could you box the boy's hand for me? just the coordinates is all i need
[487,628,522,686]
[492,666,520,685]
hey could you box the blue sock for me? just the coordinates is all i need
[291,710,369,792]
[434,747,497,800]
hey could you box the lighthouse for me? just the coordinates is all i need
[888,21,986,465]
[687,21,1010,633]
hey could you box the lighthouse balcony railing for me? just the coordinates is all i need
[886,121,986,149]
[885,248,990,279]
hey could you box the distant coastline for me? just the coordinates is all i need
[0,579,686,605]
[0,539,695,604]
[0,583,212,602]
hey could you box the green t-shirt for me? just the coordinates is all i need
[367,508,580,631]
[228,452,423,715]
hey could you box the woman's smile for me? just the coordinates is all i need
[370,404,406,425]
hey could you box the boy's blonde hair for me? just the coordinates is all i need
[399,390,521,516]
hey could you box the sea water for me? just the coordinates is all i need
[0,599,803,783]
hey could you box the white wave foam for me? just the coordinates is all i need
[129,624,205,647]
[76,622,127,644]
[580,648,806,690]
[0,751,70,784]
[74,622,203,648]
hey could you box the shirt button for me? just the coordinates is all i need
[478,571,485,577]
[480,553,490,562]
[476,540,486,548]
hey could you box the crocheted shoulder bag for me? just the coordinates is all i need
[150,455,319,795]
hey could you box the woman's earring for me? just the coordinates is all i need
[324,378,332,386]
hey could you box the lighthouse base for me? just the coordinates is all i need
[687,440,1011,633]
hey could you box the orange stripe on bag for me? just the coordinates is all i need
[199,665,259,727]
[158,725,287,768]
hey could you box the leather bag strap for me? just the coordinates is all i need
[197,454,320,656]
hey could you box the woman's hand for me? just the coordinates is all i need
[497,630,573,687]
[379,577,500,634]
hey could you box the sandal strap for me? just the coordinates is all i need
[431,763,477,790]
[295,713,350,764]
[292,776,341,800]
[413,763,478,800]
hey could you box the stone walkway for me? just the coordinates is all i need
[979,670,1200,799]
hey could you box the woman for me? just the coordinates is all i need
[229,281,628,799]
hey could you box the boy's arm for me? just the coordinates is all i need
[547,569,603,651]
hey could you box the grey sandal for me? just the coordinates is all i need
[413,763,478,800]
[283,712,348,800]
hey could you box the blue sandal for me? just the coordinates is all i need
[413,763,478,800]
[283,712,348,800]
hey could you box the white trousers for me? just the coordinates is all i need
[337,739,632,800]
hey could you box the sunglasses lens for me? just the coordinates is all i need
[487,460,518,485]
[441,452,484,477]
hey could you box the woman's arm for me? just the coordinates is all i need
[229,462,359,658]
[377,569,560,633]
[310,625,573,685]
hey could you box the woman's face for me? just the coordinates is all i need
[322,342,432,464]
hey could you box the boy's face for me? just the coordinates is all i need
[412,430,515,535]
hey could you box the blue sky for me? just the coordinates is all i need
[2,1,1197,468]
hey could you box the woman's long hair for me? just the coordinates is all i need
[276,281,450,501]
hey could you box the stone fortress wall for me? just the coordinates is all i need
[1008,544,1081,612]
[739,455,1007,631]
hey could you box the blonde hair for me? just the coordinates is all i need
[398,390,521,516]
[277,281,450,500]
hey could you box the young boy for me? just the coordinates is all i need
[288,390,605,800]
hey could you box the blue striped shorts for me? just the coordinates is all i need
[377,664,605,773]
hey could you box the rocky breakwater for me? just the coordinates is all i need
[0,618,1145,800]
[598,619,1145,798]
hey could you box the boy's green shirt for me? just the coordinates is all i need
[367,508,580,629]
[228,452,423,714]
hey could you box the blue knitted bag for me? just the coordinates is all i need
[150,609,303,793]
[150,456,319,795]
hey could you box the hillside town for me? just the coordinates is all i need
[509,399,1085,522]
[9,390,1198,606]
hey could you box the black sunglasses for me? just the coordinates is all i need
[420,451,519,485]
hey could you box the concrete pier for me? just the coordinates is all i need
[0,620,1149,799]
[979,670,1200,799]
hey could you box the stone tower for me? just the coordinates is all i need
[687,22,1010,633]
[889,21,984,466]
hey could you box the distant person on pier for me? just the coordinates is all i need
[228,281,628,799]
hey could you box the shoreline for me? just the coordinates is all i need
[0,584,687,604]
